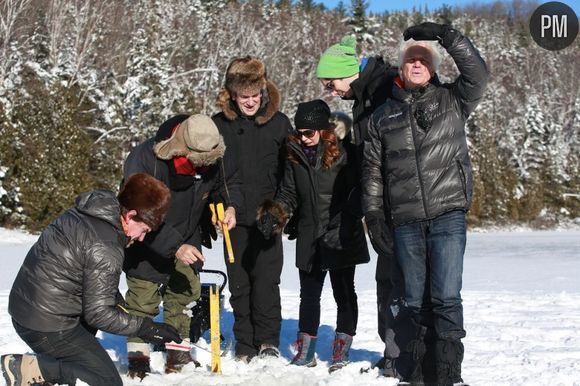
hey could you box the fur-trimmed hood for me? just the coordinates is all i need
[215,80,281,126]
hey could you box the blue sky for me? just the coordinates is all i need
[319,0,580,15]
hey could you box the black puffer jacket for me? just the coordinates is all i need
[275,139,369,272]
[362,34,489,226]
[212,81,293,226]
[123,115,242,284]
[349,56,398,148]
[9,190,144,334]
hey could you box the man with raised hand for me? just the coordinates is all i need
[362,22,488,384]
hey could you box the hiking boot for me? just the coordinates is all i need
[1,354,47,386]
[328,332,353,373]
[258,344,280,358]
[290,332,317,367]
[165,349,199,373]
[127,356,150,380]
[127,342,151,380]
[235,354,251,364]
[382,357,403,379]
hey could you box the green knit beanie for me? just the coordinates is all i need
[316,35,359,79]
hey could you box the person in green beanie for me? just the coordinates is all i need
[317,35,403,377]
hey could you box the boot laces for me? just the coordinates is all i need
[28,377,46,386]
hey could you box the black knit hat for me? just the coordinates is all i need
[294,99,332,130]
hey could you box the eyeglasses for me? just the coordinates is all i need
[322,80,336,92]
[294,129,317,139]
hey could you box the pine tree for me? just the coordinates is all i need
[8,83,96,229]
[0,104,25,225]
[349,0,368,54]
[334,1,347,18]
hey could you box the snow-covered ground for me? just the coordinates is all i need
[1,227,579,386]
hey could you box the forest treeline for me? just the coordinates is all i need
[0,0,578,230]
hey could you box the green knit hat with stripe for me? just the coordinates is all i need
[316,35,359,79]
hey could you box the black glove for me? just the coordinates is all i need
[365,211,393,256]
[137,318,182,346]
[284,215,298,240]
[257,212,276,240]
[403,22,458,48]
[199,205,218,249]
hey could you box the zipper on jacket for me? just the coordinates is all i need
[456,159,468,201]
[408,104,430,219]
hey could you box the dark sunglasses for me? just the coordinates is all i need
[294,129,317,139]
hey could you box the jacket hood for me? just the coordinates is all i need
[75,189,123,232]
[350,56,396,101]
[215,80,281,126]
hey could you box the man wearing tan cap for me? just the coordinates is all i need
[122,114,242,378]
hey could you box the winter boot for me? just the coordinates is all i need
[328,332,353,373]
[290,332,317,367]
[258,344,280,358]
[421,338,438,384]
[382,357,403,379]
[127,342,151,380]
[435,340,464,386]
[1,354,48,386]
[165,340,199,374]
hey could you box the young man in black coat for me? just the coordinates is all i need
[212,56,293,361]
[122,114,241,377]
[317,35,402,372]
[2,173,178,386]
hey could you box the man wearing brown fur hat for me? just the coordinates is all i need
[2,173,177,386]
[122,114,242,378]
[212,56,293,361]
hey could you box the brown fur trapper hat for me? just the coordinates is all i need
[224,56,267,95]
[153,114,226,167]
[256,199,288,235]
[118,173,171,230]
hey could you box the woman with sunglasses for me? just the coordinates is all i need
[256,99,369,373]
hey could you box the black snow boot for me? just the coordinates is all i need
[421,337,438,384]
[435,340,464,386]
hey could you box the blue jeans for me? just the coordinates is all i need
[13,319,123,386]
[394,210,466,340]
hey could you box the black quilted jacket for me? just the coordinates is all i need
[362,34,489,226]
[9,190,144,334]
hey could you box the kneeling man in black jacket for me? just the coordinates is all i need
[2,173,178,386]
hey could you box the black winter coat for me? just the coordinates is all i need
[212,81,293,226]
[362,34,489,226]
[123,115,242,284]
[349,56,398,148]
[9,190,144,334]
[275,139,369,272]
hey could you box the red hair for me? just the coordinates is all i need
[118,173,171,230]
[287,126,340,169]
